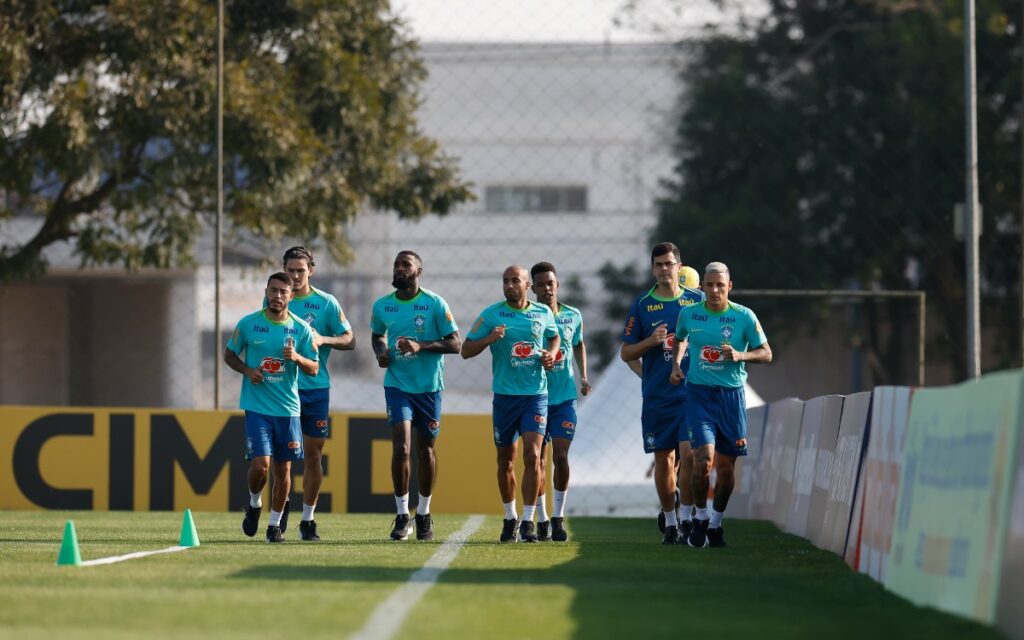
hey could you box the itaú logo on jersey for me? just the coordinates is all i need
[700,345,724,364]
[510,341,537,368]
[259,357,286,376]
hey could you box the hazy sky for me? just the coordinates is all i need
[392,0,741,43]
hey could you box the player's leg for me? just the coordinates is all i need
[493,394,522,542]
[643,399,681,544]
[535,438,551,540]
[241,411,273,537]
[264,416,302,542]
[515,395,547,543]
[386,387,415,540]
[677,439,695,539]
[411,392,441,541]
[298,387,330,540]
[654,447,680,544]
[706,385,748,548]
[546,399,576,542]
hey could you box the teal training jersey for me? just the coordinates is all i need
[466,301,558,396]
[674,300,767,388]
[227,309,319,416]
[545,303,584,405]
[288,286,351,390]
[369,288,459,394]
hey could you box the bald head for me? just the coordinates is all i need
[502,264,530,308]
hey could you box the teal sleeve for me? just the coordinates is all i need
[746,309,766,348]
[227,322,245,355]
[544,308,557,338]
[437,299,458,336]
[467,313,491,340]
[299,325,319,361]
[328,297,351,335]
[675,311,688,340]
[573,314,583,345]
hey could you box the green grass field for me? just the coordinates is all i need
[0,511,1004,639]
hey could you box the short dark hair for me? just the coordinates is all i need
[282,246,314,268]
[396,250,422,265]
[530,261,557,278]
[267,272,291,288]
[651,242,681,266]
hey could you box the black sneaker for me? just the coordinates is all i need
[265,524,284,543]
[550,517,569,542]
[241,504,261,537]
[279,500,290,534]
[390,514,412,541]
[299,519,320,541]
[536,520,551,541]
[679,518,692,542]
[688,518,709,548]
[519,520,538,543]
[499,518,519,543]
[415,514,434,541]
[707,525,727,548]
[662,525,679,545]
[657,510,666,533]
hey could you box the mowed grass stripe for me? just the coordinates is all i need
[0,512,1004,639]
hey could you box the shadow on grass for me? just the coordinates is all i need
[230,517,1003,639]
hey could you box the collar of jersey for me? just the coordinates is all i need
[503,301,534,313]
[393,289,423,304]
[703,300,734,315]
[262,309,290,325]
[647,285,683,302]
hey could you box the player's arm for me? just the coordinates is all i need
[620,323,667,362]
[371,332,391,368]
[625,359,643,378]
[400,331,462,355]
[573,340,591,395]
[224,348,262,384]
[669,337,687,385]
[318,330,355,351]
[461,323,503,359]
[723,341,772,364]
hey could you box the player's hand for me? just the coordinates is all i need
[721,344,743,362]
[397,337,421,355]
[376,351,391,368]
[650,323,668,345]
[539,349,555,370]
[310,329,323,350]
[245,367,264,385]
[489,325,506,343]
[669,365,684,386]
[580,378,592,396]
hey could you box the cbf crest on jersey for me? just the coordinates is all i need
[414,314,426,332]
[722,325,733,341]
[531,320,543,336]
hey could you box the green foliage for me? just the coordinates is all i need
[0,0,472,279]
[651,0,1021,378]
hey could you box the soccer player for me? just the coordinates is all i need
[280,246,354,541]
[370,251,461,542]
[670,261,772,548]
[620,242,704,545]
[462,265,560,543]
[529,262,591,542]
[225,272,319,543]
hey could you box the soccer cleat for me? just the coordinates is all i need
[415,514,434,541]
[536,520,551,542]
[662,525,679,545]
[298,520,320,541]
[279,499,290,534]
[679,518,692,543]
[390,514,412,541]
[265,524,284,543]
[657,510,666,534]
[241,504,261,537]
[519,520,538,543]
[550,517,569,542]
[499,518,520,543]
[687,518,710,548]
[706,526,727,548]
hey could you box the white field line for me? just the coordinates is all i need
[78,545,193,567]
[350,514,486,640]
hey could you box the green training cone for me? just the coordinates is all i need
[57,520,82,566]
[179,509,200,547]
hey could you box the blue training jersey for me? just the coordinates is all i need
[466,300,558,396]
[287,286,351,390]
[621,285,705,400]
[369,288,459,394]
[545,303,584,405]
[227,309,319,417]
[675,300,767,388]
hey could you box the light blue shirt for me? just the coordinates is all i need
[675,301,766,388]
[466,301,558,396]
[370,288,459,393]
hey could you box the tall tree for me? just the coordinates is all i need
[0,0,472,279]
[649,0,1021,380]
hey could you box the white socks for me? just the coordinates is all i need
[302,503,315,521]
[503,500,517,520]
[695,506,709,521]
[522,504,536,523]
[417,493,431,515]
[249,492,262,508]
[709,508,725,529]
[552,489,567,518]
[536,496,549,522]
[269,510,282,526]
[664,510,678,528]
[395,493,410,515]
[680,503,693,522]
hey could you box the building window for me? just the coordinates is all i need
[485,186,588,212]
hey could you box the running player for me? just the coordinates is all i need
[620,242,704,545]
[461,265,560,543]
[226,272,319,543]
[370,251,460,541]
[670,261,771,548]
[530,262,590,542]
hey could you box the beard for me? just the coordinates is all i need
[392,274,414,290]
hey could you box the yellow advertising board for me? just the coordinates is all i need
[0,407,523,513]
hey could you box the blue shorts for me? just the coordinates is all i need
[244,411,304,461]
[641,396,687,453]
[492,394,547,447]
[546,399,577,442]
[385,387,442,439]
[299,387,331,439]
[686,383,748,457]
